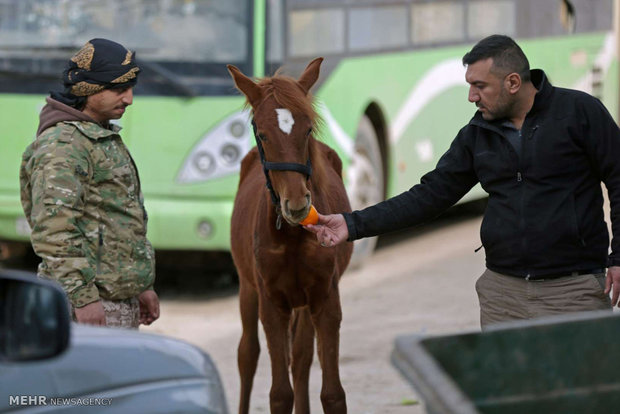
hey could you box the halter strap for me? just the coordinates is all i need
[251,119,312,206]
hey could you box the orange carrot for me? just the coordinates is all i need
[300,205,319,226]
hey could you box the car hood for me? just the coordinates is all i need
[0,323,221,400]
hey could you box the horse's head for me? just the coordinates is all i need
[228,58,323,226]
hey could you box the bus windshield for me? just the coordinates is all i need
[0,0,251,96]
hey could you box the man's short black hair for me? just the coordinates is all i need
[462,35,531,81]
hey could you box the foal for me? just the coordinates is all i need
[228,58,352,414]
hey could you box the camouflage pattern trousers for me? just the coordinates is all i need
[72,297,140,329]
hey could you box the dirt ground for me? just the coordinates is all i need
[144,211,486,414]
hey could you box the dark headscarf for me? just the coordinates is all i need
[51,38,140,108]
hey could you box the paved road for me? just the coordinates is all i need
[144,209,486,413]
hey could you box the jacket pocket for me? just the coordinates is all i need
[480,214,504,255]
[569,195,586,247]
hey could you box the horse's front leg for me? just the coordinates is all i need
[238,280,260,414]
[259,293,294,414]
[291,306,314,414]
[311,286,347,414]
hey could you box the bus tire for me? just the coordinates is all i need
[347,114,385,268]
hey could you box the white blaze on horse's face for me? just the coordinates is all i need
[275,108,295,135]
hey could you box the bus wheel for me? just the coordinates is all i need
[347,114,385,267]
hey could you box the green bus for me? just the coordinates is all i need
[0,0,617,269]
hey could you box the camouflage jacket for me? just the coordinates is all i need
[20,119,155,307]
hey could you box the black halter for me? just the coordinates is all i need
[251,119,312,207]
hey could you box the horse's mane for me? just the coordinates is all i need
[256,74,319,125]
[251,73,331,198]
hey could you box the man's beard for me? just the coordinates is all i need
[480,88,514,121]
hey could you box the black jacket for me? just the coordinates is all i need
[344,70,620,278]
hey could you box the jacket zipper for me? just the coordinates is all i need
[519,124,539,277]
[518,127,526,274]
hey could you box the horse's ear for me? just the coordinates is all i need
[227,64,262,107]
[298,57,323,95]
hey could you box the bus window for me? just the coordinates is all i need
[560,0,576,33]
[467,0,516,40]
[410,2,466,46]
[0,0,252,96]
[348,5,408,52]
[513,0,611,40]
[289,8,345,58]
[136,1,249,63]
[266,0,285,74]
[571,0,614,33]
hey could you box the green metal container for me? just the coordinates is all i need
[391,311,620,414]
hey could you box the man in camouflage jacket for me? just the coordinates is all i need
[20,39,159,328]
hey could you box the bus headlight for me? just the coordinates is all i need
[229,120,246,138]
[220,144,241,166]
[197,220,213,239]
[177,110,252,183]
[193,152,215,174]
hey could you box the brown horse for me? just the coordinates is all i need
[227,58,353,414]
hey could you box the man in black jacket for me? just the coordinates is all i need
[306,35,620,328]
